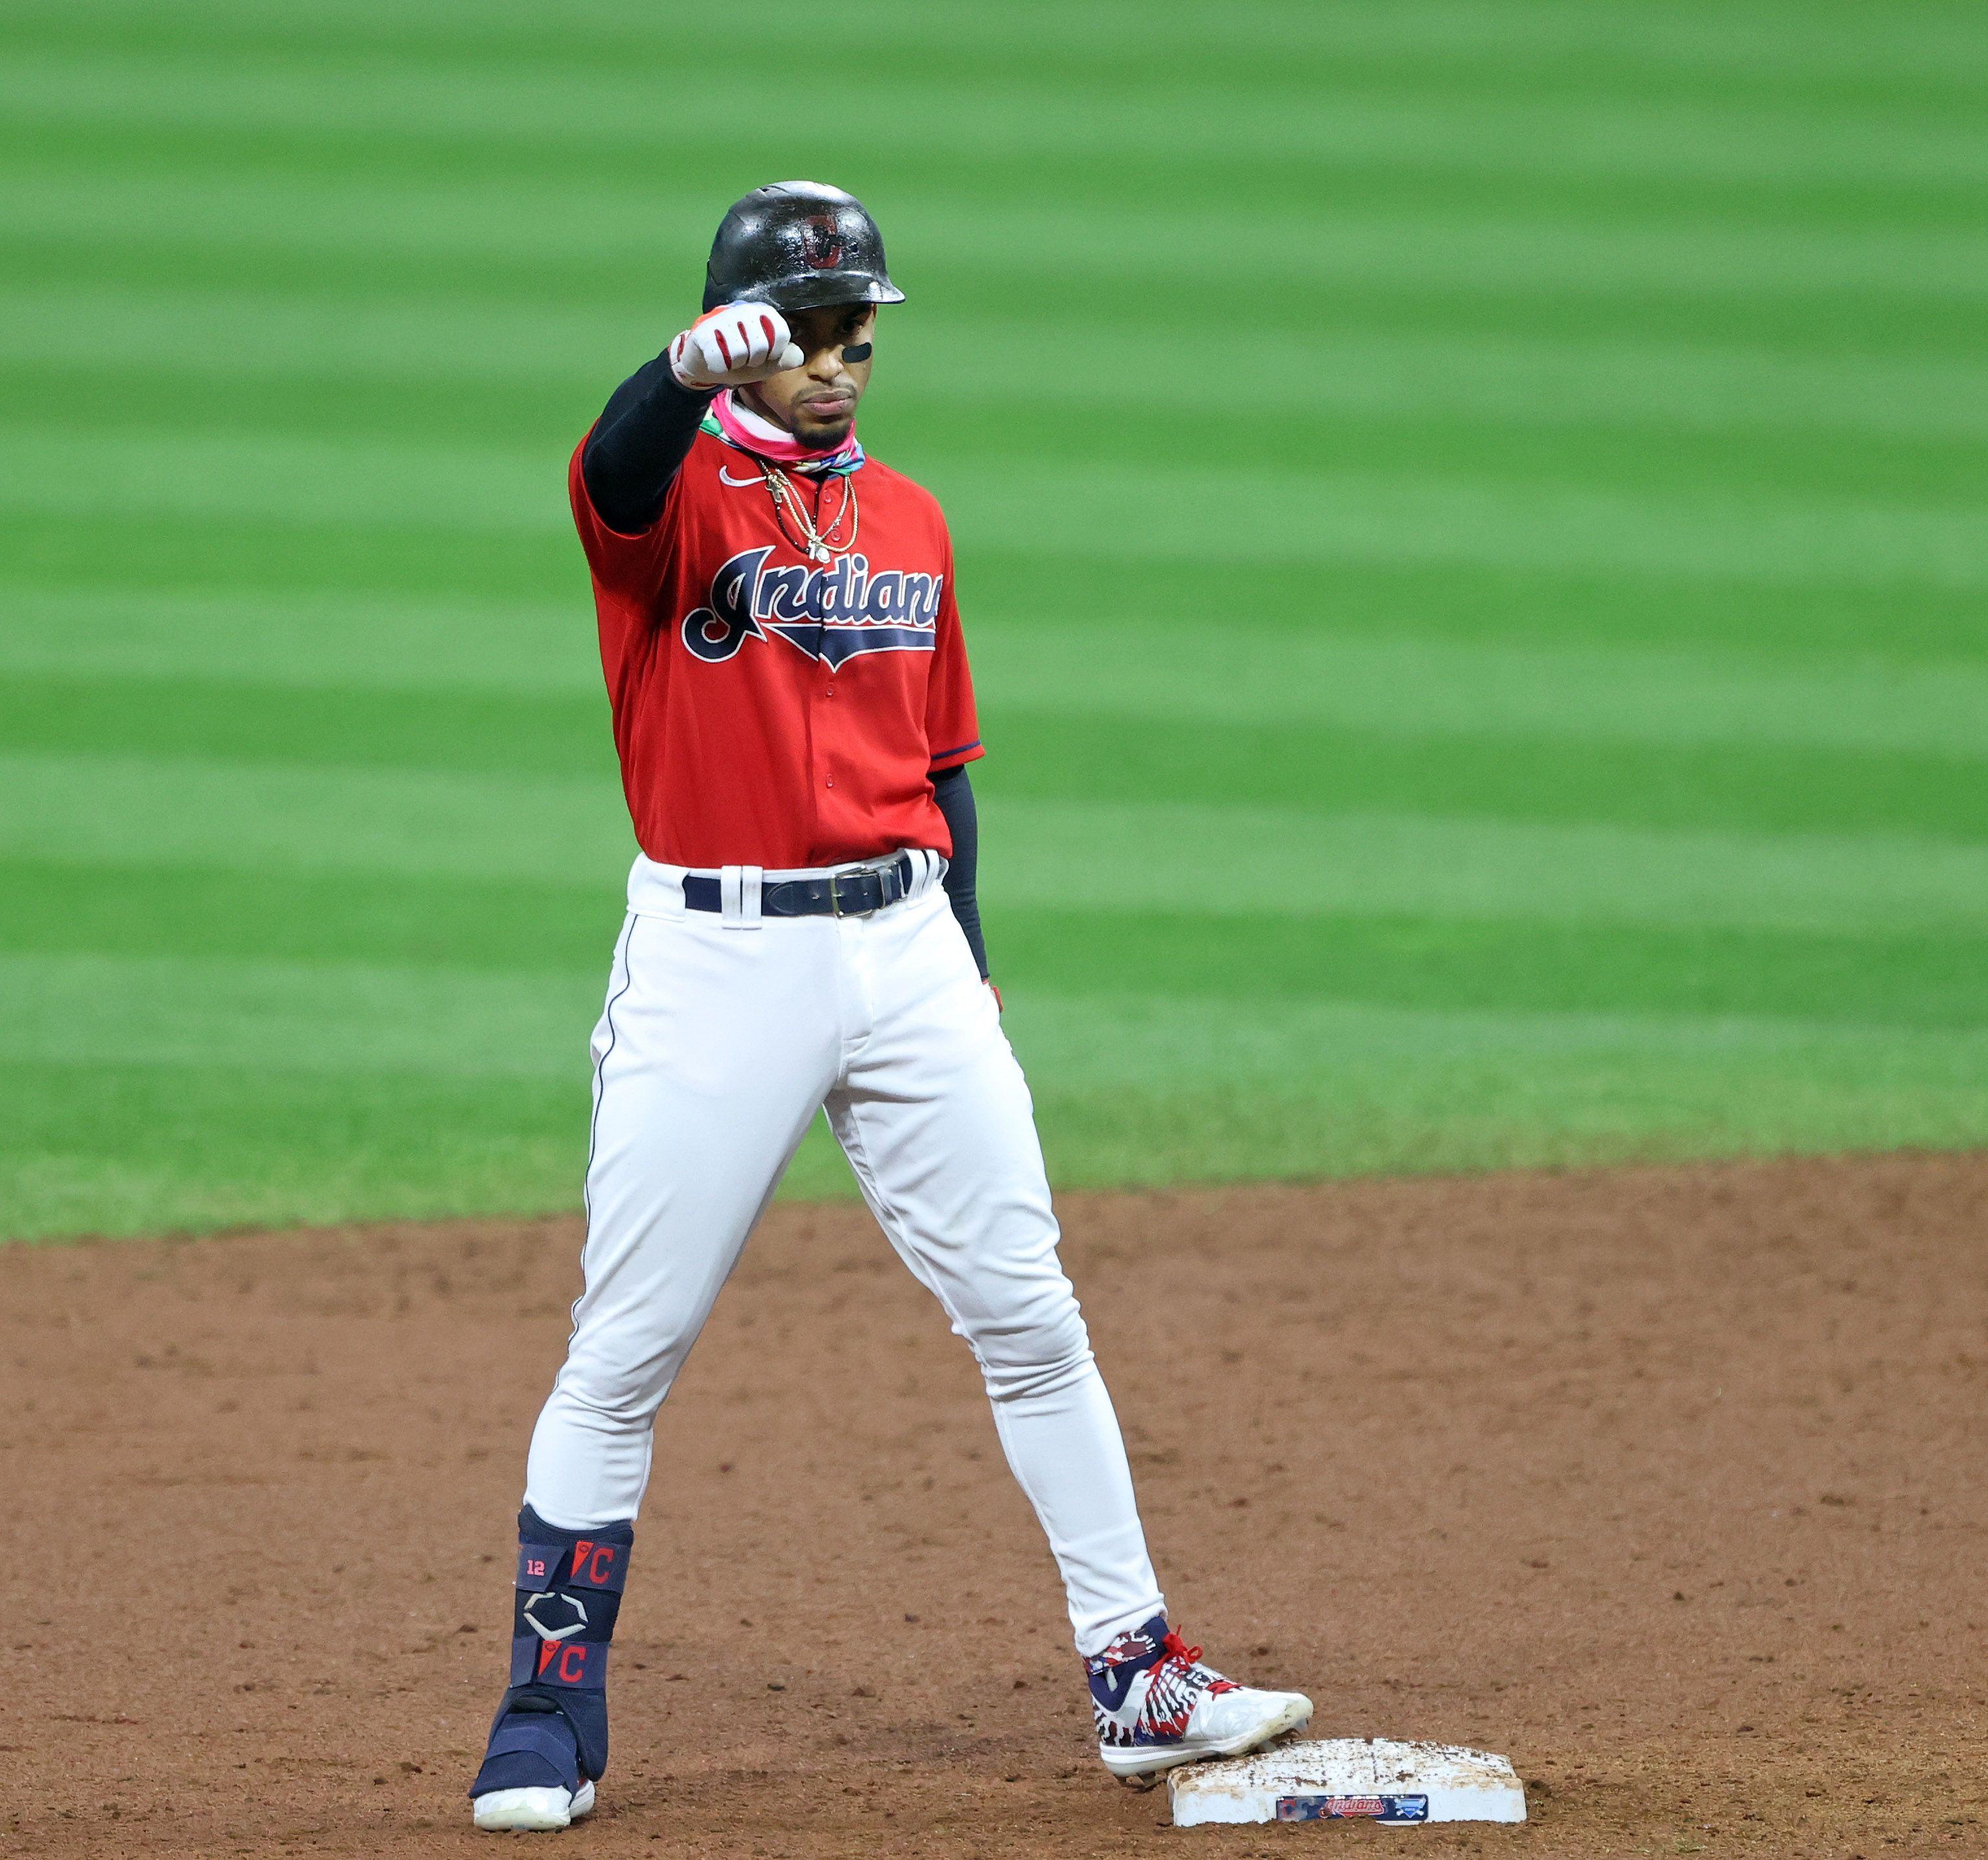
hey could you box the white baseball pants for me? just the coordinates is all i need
[523,851,1165,1654]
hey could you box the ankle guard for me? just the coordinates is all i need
[471,1505,633,1796]
[1085,1614,1169,1715]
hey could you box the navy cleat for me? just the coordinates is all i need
[470,1506,633,1832]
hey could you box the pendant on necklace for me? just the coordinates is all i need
[809,541,830,564]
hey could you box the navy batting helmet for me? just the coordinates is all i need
[702,180,905,315]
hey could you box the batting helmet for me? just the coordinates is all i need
[702,181,905,315]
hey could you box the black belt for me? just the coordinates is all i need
[681,853,917,919]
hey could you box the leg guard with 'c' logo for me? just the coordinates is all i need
[468,1505,633,1800]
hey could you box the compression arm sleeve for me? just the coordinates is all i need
[931,764,989,980]
[580,355,716,535]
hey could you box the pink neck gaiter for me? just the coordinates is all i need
[711,390,862,473]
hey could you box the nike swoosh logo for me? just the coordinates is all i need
[718,467,765,488]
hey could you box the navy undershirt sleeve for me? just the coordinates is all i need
[931,765,989,979]
[580,354,716,535]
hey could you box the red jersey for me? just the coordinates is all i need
[569,427,983,870]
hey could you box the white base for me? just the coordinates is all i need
[1169,1739,1525,1826]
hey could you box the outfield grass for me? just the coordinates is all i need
[2,0,1984,1239]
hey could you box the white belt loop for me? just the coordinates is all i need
[720,864,763,929]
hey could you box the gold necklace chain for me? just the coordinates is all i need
[759,463,858,564]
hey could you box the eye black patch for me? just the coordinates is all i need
[841,342,873,363]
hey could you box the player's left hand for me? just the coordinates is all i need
[669,302,805,388]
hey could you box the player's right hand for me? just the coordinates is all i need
[669,302,805,388]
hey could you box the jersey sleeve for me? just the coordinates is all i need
[568,432,677,597]
[925,540,983,773]
[580,359,715,536]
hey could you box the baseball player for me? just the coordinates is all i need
[469,181,1310,1833]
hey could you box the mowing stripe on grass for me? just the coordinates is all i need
[4,51,1985,200]
[0,585,600,691]
[982,715,1988,844]
[3,674,1979,844]
[0,1059,600,1238]
[0,952,598,1077]
[0,752,631,883]
[4,590,1982,756]
[972,802,1988,934]
[5,752,1983,935]
[5,0,1985,91]
[13,289,1988,444]
[969,626,1988,759]
[7,864,1985,1032]
[6,545,1982,664]
[6,950,1985,1091]
[5,429,1984,589]
[6,171,1987,304]
[4,959,1983,1237]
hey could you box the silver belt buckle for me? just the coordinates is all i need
[827,869,868,918]
[829,857,903,918]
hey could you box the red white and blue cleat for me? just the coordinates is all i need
[1087,1616,1312,1780]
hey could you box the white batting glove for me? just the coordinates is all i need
[669,302,805,388]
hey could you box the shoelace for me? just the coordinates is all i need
[1155,1630,1238,1697]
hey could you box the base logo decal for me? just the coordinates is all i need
[1275,1794,1430,1824]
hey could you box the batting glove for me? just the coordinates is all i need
[669,302,805,388]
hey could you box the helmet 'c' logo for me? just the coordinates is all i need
[798,214,844,269]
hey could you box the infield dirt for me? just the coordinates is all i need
[4,1154,1983,1859]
